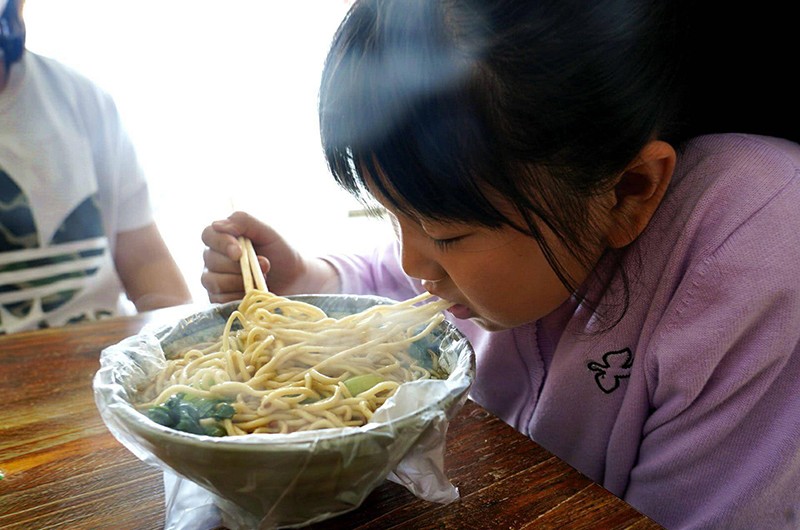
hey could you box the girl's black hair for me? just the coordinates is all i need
[318,0,794,328]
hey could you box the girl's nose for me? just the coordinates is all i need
[400,235,446,284]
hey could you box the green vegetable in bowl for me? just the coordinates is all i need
[343,374,385,396]
[146,393,235,436]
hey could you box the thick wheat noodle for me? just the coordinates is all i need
[137,238,450,435]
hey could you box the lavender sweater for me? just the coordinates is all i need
[324,134,800,529]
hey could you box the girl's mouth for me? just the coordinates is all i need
[446,303,473,320]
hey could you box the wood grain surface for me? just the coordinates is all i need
[0,307,663,530]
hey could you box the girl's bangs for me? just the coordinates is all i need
[324,80,506,226]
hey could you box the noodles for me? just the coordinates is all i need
[136,239,451,436]
[137,289,450,435]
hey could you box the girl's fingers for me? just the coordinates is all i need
[202,247,242,274]
[201,223,242,260]
[200,269,247,303]
[201,211,281,299]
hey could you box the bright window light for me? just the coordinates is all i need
[23,0,391,302]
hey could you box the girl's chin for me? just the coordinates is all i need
[447,304,511,331]
[472,319,513,332]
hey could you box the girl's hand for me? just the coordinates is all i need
[200,211,340,303]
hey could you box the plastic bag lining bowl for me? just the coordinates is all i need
[93,294,474,528]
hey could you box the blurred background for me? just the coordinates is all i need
[23,0,392,303]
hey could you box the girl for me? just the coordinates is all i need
[201,1,800,528]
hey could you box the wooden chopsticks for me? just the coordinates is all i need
[238,236,267,293]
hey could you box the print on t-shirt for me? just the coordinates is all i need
[0,169,112,333]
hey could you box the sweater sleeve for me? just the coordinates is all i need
[322,239,424,301]
[625,173,800,529]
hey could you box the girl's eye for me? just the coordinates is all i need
[432,236,465,250]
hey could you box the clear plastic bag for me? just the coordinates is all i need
[93,295,474,529]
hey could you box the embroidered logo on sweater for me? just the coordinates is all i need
[587,348,633,394]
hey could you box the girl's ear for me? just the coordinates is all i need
[606,140,676,248]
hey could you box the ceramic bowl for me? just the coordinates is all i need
[94,294,474,528]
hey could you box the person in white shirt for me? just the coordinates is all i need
[0,0,191,334]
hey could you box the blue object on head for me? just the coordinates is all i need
[0,0,25,68]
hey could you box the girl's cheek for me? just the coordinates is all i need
[475,267,569,325]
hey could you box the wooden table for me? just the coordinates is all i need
[0,307,663,530]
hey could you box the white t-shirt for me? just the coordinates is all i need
[0,51,153,334]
